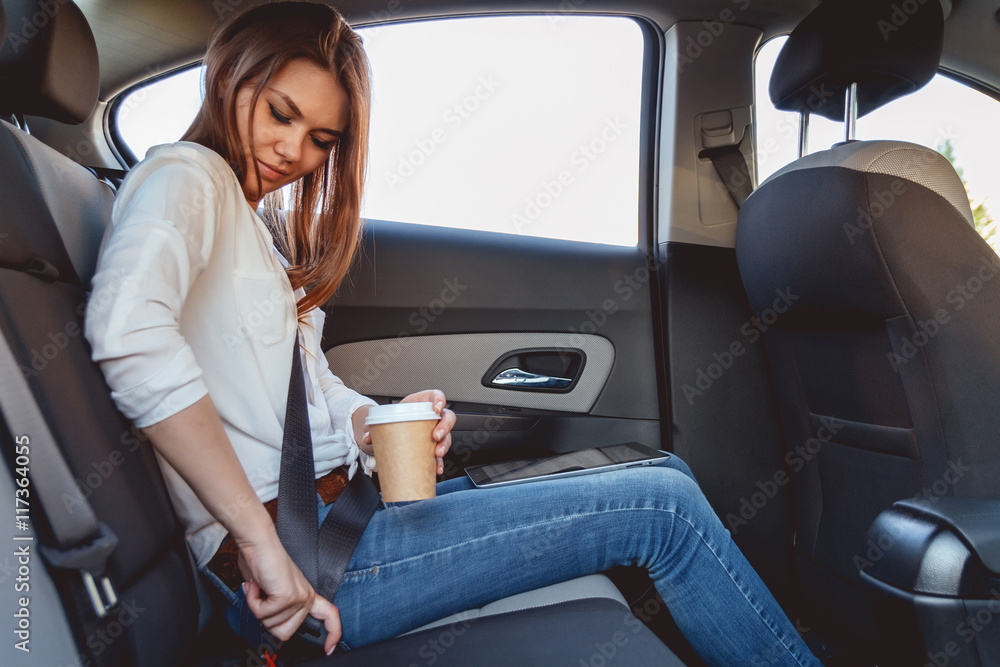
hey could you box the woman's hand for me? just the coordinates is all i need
[361,389,456,474]
[237,526,342,656]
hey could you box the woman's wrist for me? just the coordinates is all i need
[230,499,280,547]
[351,405,374,457]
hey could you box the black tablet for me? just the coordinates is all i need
[465,443,670,488]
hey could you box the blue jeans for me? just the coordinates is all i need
[201,457,821,666]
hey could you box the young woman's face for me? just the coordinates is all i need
[235,58,349,205]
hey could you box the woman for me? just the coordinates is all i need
[84,2,821,665]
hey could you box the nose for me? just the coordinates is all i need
[274,130,302,164]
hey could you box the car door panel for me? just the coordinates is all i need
[322,219,663,467]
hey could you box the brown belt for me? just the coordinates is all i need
[206,466,350,592]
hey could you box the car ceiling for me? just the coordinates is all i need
[75,0,1000,106]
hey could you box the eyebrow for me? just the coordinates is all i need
[269,88,343,137]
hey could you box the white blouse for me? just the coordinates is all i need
[84,141,377,569]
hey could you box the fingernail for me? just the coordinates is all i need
[241,582,247,595]
[436,401,444,410]
[327,645,336,655]
[436,430,444,439]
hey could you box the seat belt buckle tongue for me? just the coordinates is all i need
[81,570,118,618]
[38,521,120,618]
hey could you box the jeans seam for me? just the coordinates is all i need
[666,510,813,666]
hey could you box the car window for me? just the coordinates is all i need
[114,15,644,247]
[116,66,203,162]
[754,36,1000,253]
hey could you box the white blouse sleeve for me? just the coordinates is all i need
[84,155,221,429]
[314,319,378,474]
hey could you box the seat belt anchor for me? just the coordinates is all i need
[38,521,120,618]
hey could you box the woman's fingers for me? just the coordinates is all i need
[401,389,445,407]
[399,391,454,473]
[243,579,300,631]
[309,594,343,655]
[434,409,455,450]
[245,579,318,643]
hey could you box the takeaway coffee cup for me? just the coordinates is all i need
[365,402,440,502]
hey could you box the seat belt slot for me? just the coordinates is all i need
[696,106,754,211]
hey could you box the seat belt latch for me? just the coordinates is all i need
[38,521,120,618]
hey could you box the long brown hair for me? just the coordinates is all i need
[182,1,370,324]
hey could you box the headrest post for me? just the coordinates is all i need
[844,82,858,142]
[797,111,810,158]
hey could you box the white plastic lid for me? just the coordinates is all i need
[365,402,439,425]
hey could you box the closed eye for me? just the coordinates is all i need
[269,104,291,124]
[313,136,335,151]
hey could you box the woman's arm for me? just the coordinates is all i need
[141,393,274,541]
[142,392,342,655]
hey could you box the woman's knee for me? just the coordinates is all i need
[660,452,697,483]
[626,465,720,528]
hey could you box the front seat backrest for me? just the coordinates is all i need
[736,0,1000,644]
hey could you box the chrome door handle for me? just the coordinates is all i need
[490,368,572,389]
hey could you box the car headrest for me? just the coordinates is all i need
[769,0,944,121]
[0,0,99,124]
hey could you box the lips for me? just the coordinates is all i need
[257,160,287,181]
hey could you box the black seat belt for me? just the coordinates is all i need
[700,144,754,208]
[0,325,128,666]
[277,329,380,656]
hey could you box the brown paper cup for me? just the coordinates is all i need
[369,418,439,502]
